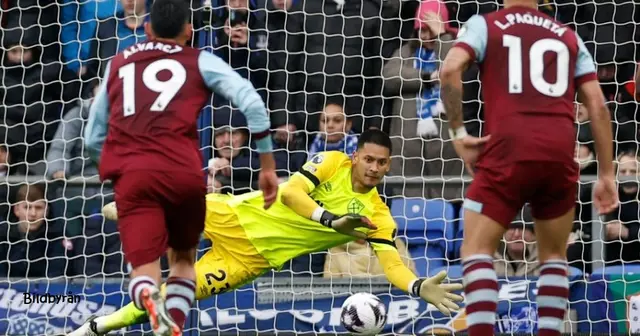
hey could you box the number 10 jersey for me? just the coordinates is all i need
[454,6,598,167]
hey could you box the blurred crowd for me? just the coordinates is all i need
[0,0,639,279]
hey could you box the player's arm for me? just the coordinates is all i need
[84,61,112,164]
[197,51,273,154]
[574,34,614,177]
[369,212,463,315]
[440,15,487,136]
[281,152,341,220]
[280,173,322,219]
[281,152,373,236]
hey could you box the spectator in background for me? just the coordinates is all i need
[603,151,640,265]
[268,0,296,11]
[46,81,101,183]
[264,0,300,62]
[493,206,539,278]
[572,76,636,155]
[308,96,358,158]
[46,80,112,238]
[633,65,640,101]
[1,0,60,61]
[287,95,361,277]
[596,63,638,152]
[208,110,255,194]
[212,0,268,102]
[207,109,301,194]
[324,238,415,278]
[571,103,596,273]
[267,0,384,146]
[0,143,17,221]
[0,184,73,278]
[264,0,298,146]
[581,0,640,131]
[70,203,124,277]
[383,0,462,200]
[60,0,124,74]
[576,144,596,175]
[85,0,151,79]
[0,29,81,174]
[0,144,12,178]
[575,104,598,176]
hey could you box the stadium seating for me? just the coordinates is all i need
[391,198,455,277]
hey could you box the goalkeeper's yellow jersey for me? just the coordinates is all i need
[212,151,397,269]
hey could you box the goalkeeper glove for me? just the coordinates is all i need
[410,270,464,315]
[312,208,377,239]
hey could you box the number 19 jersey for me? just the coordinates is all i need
[86,40,271,180]
[454,6,597,167]
[101,42,208,179]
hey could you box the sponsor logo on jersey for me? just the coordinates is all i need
[347,198,365,214]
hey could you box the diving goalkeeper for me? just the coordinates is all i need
[69,129,463,336]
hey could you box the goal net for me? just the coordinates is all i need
[0,0,637,335]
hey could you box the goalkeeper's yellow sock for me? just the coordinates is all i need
[94,302,149,333]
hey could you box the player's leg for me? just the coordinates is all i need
[530,209,574,336]
[460,167,523,336]
[163,174,206,332]
[163,247,197,331]
[459,210,507,336]
[114,174,173,336]
[529,162,578,336]
[74,246,265,336]
[68,195,270,336]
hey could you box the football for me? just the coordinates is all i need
[340,293,387,335]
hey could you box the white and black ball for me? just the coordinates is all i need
[340,293,387,335]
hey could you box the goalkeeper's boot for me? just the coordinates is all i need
[140,287,181,336]
[66,315,103,336]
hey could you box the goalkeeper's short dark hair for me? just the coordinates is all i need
[358,129,392,153]
[150,0,190,39]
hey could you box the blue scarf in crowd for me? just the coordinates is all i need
[414,47,442,137]
[308,131,359,157]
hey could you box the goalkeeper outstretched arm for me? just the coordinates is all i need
[375,249,463,315]
[364,207,463,316]
[282,151,464,315]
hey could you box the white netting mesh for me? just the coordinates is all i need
[0,0,638,334]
